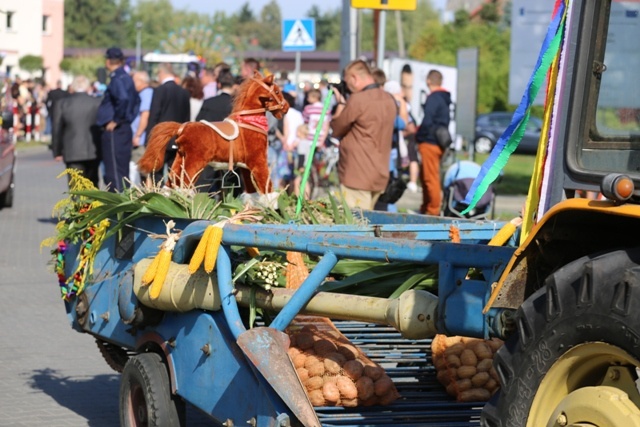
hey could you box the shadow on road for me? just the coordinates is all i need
[29,368,119,426]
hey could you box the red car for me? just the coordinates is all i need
[0,116,15,208]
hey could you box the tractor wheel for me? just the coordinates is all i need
[482,249,640,427]
[120,352,185,427]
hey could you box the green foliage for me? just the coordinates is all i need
[409,20,511,113]
[18,55,43,72]
[64,0,121,48]
[59,55,104,80]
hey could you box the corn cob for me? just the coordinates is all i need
[141,253,161,286]
[204,226,224,273]
[149,248,172,300]
[286,251,309,289]
[188,226,213,274]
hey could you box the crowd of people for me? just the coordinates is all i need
[0,46,454,215]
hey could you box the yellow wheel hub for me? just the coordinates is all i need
[527,342,640,427]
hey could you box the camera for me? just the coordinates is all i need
[330,80,350,98]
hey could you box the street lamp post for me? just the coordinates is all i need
[135,22,142,70]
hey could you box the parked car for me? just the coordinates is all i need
[0,115,15,208]
[474,112,543,154]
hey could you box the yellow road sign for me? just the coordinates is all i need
[351,0,417,11]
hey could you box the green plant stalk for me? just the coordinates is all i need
[296,87,334,218]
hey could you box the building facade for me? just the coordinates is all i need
[0,0,64,85]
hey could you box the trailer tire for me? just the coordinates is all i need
[481,249,640,427]
[120,352,186,427]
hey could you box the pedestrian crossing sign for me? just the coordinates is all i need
[282,19,316,52]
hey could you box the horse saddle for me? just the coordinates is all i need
[199,118,239,141]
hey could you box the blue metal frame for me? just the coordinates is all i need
[63,214,518,425]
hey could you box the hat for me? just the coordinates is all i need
[105,47,124,60]
[383,80,402,95]
[283,83,297,93]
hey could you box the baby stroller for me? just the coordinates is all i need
[442,160,496,219]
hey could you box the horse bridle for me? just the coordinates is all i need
[231,76,288,117]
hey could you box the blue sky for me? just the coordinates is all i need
[169,0,447,20]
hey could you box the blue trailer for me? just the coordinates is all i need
[57,2,640,425]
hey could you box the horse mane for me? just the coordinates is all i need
[231,76,257,114]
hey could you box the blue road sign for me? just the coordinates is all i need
[282,19,316,52]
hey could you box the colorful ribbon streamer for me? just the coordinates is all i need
[461,0,567,215]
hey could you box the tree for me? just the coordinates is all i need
[409,20,511,112]
[19,55,44,72]
[160,26,231,65]
[64,0,120,47]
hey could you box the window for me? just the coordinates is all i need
[6,11,14,30]
[43,15,50,34]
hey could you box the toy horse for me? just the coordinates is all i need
[138,72,289,194]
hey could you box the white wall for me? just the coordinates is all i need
[0,0,44,79]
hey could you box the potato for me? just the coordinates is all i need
[325,352,347,374]
[305,376,324,391]
[445,382,457,397]
[337,343,359,361]
[472,342,493,360]
[363,365,384,381]
[487,338,504,353]
[341,397,358,407]
[296,367,309,383]
[343,359,364,381]
[443,336,463,346]
[373,376,394,397]
[458,388,491,402]
[304,355,322,369]
[471,372,490,387]
[461,336,480,345]
[443,343,465,357]
[436,369,451,386]
[446,354,461,368]
[477,358,493,373]
[355,376,375,400]
[307,361,325,377]
[460,349,478,366]
[323,381,340,404]
[292,354,307,369]
[455,378,472,392]
[378,390,400,405]
[301,324,319,333]
[296,332,315,350]
[288,346,301,358]
[457,365,477,379]
[308,389,325,406]
[433,356,447,370]
[485,378,499,392]
[336,376,358,399]
[314,339,338,356]
[360,395,379,406]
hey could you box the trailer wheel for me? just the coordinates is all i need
[120,352,185,427]
[481,249,640,427]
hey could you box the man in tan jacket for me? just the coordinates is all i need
[331,60,397,210]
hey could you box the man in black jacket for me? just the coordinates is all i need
[146,63,190,184]
[52,75,102,187]
[195,68,234,122]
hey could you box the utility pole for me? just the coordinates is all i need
[135,22,143,70]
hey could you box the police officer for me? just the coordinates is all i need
[96,47,139,192]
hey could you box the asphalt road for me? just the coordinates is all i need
[0,147,213,426]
